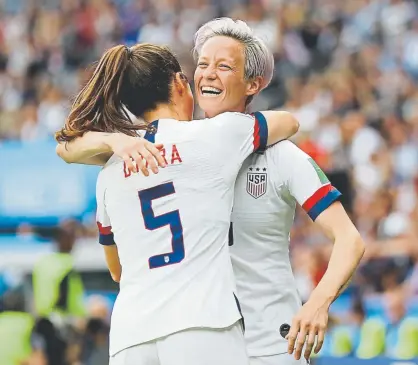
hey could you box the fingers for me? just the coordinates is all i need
[130,151,143,173]
[293,323,308,360]
[123,155,136,175]
[287,319,300,355]
[304,326,317,361]
[142,141,166,171]
[135,156,150,177]
[314,326,326,355]
[123,141,166,176]
[141,151,158,174]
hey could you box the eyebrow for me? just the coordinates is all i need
[198,56,235,64]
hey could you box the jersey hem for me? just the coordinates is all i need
[109,317,243,356]
[247,344,289,358]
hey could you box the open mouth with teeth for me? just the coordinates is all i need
[200,86,223,97]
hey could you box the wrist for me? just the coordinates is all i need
[309,286,336,308]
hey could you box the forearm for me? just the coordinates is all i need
[310,228,365,305]
[56,132,113,164]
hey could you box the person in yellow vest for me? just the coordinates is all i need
[0,290,37,365]
[356,290,418,359]
[32,220,86,323]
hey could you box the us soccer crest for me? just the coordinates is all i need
[246,167,267,199]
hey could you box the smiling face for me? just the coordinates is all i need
[194,36,261,118]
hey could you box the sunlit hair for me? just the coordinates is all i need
[193,17,274,100]
[55,44,182,142]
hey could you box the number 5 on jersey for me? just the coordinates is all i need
[138,182,185,269]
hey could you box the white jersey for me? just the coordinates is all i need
[230,140,341,357]
[96,112,268,356]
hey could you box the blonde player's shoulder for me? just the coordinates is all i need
[267,140,308,163]
[269,140,298,152]
[185,113,253,142]
[207,112,254,124]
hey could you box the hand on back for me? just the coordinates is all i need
[107,134,166,176]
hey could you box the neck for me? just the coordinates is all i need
[204,104,247,118]
[143,104,185,124]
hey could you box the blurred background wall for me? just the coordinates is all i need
[1,0,418,364]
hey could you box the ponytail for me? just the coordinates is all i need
[55,45,145,143]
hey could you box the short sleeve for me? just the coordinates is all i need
[204,111,268,162]
[275,141,342,221]
[251,112,268,153]
[96,177,115,246]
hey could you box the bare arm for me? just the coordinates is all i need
[103,245,122,283]
[56,132,166,175]
[311,201,365,303]
[288,202,365,361]
[56,132,114,165]
[260,111,299,145]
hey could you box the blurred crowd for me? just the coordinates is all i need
[1,0,418,362]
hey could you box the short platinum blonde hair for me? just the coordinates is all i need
[193,17,274,91]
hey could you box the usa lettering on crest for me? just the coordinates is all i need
[247,171,267,199]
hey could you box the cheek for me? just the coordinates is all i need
[224,76,246,99]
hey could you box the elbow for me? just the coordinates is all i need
[350,229,366,261]
[111,272,121,283]
[280,111,299,135]
[290,114,300,135]
[56,143,72,164]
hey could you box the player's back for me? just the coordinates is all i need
[96,113,267,356]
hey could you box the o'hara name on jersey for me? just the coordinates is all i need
[247,167,267,199]
[124,144,183,178]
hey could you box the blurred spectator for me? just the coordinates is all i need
[32,220,85,323]
[356,289,418,359]
[0,290,36,365]
[30,318,66,365]
[81,318,109,365]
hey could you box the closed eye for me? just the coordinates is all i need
[197,62,208,68]
[219,64,232,70]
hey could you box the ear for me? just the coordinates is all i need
[174,72,189,96]
[245,76,263,97]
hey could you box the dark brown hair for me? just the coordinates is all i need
[55,43,182,142]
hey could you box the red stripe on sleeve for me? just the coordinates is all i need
[97,221,112,235]
[253,117,260,150]
[302,184,332,212]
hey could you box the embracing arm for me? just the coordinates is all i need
[260,111,299,145]
[56,132,114,165]
[56,132,166,175]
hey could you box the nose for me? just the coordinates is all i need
[202,65,216,80]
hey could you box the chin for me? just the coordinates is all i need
[200,103,227,118]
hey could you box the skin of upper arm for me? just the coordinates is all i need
[261,111,299,146]
[315,201,360,241]
[103,245,121,282]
